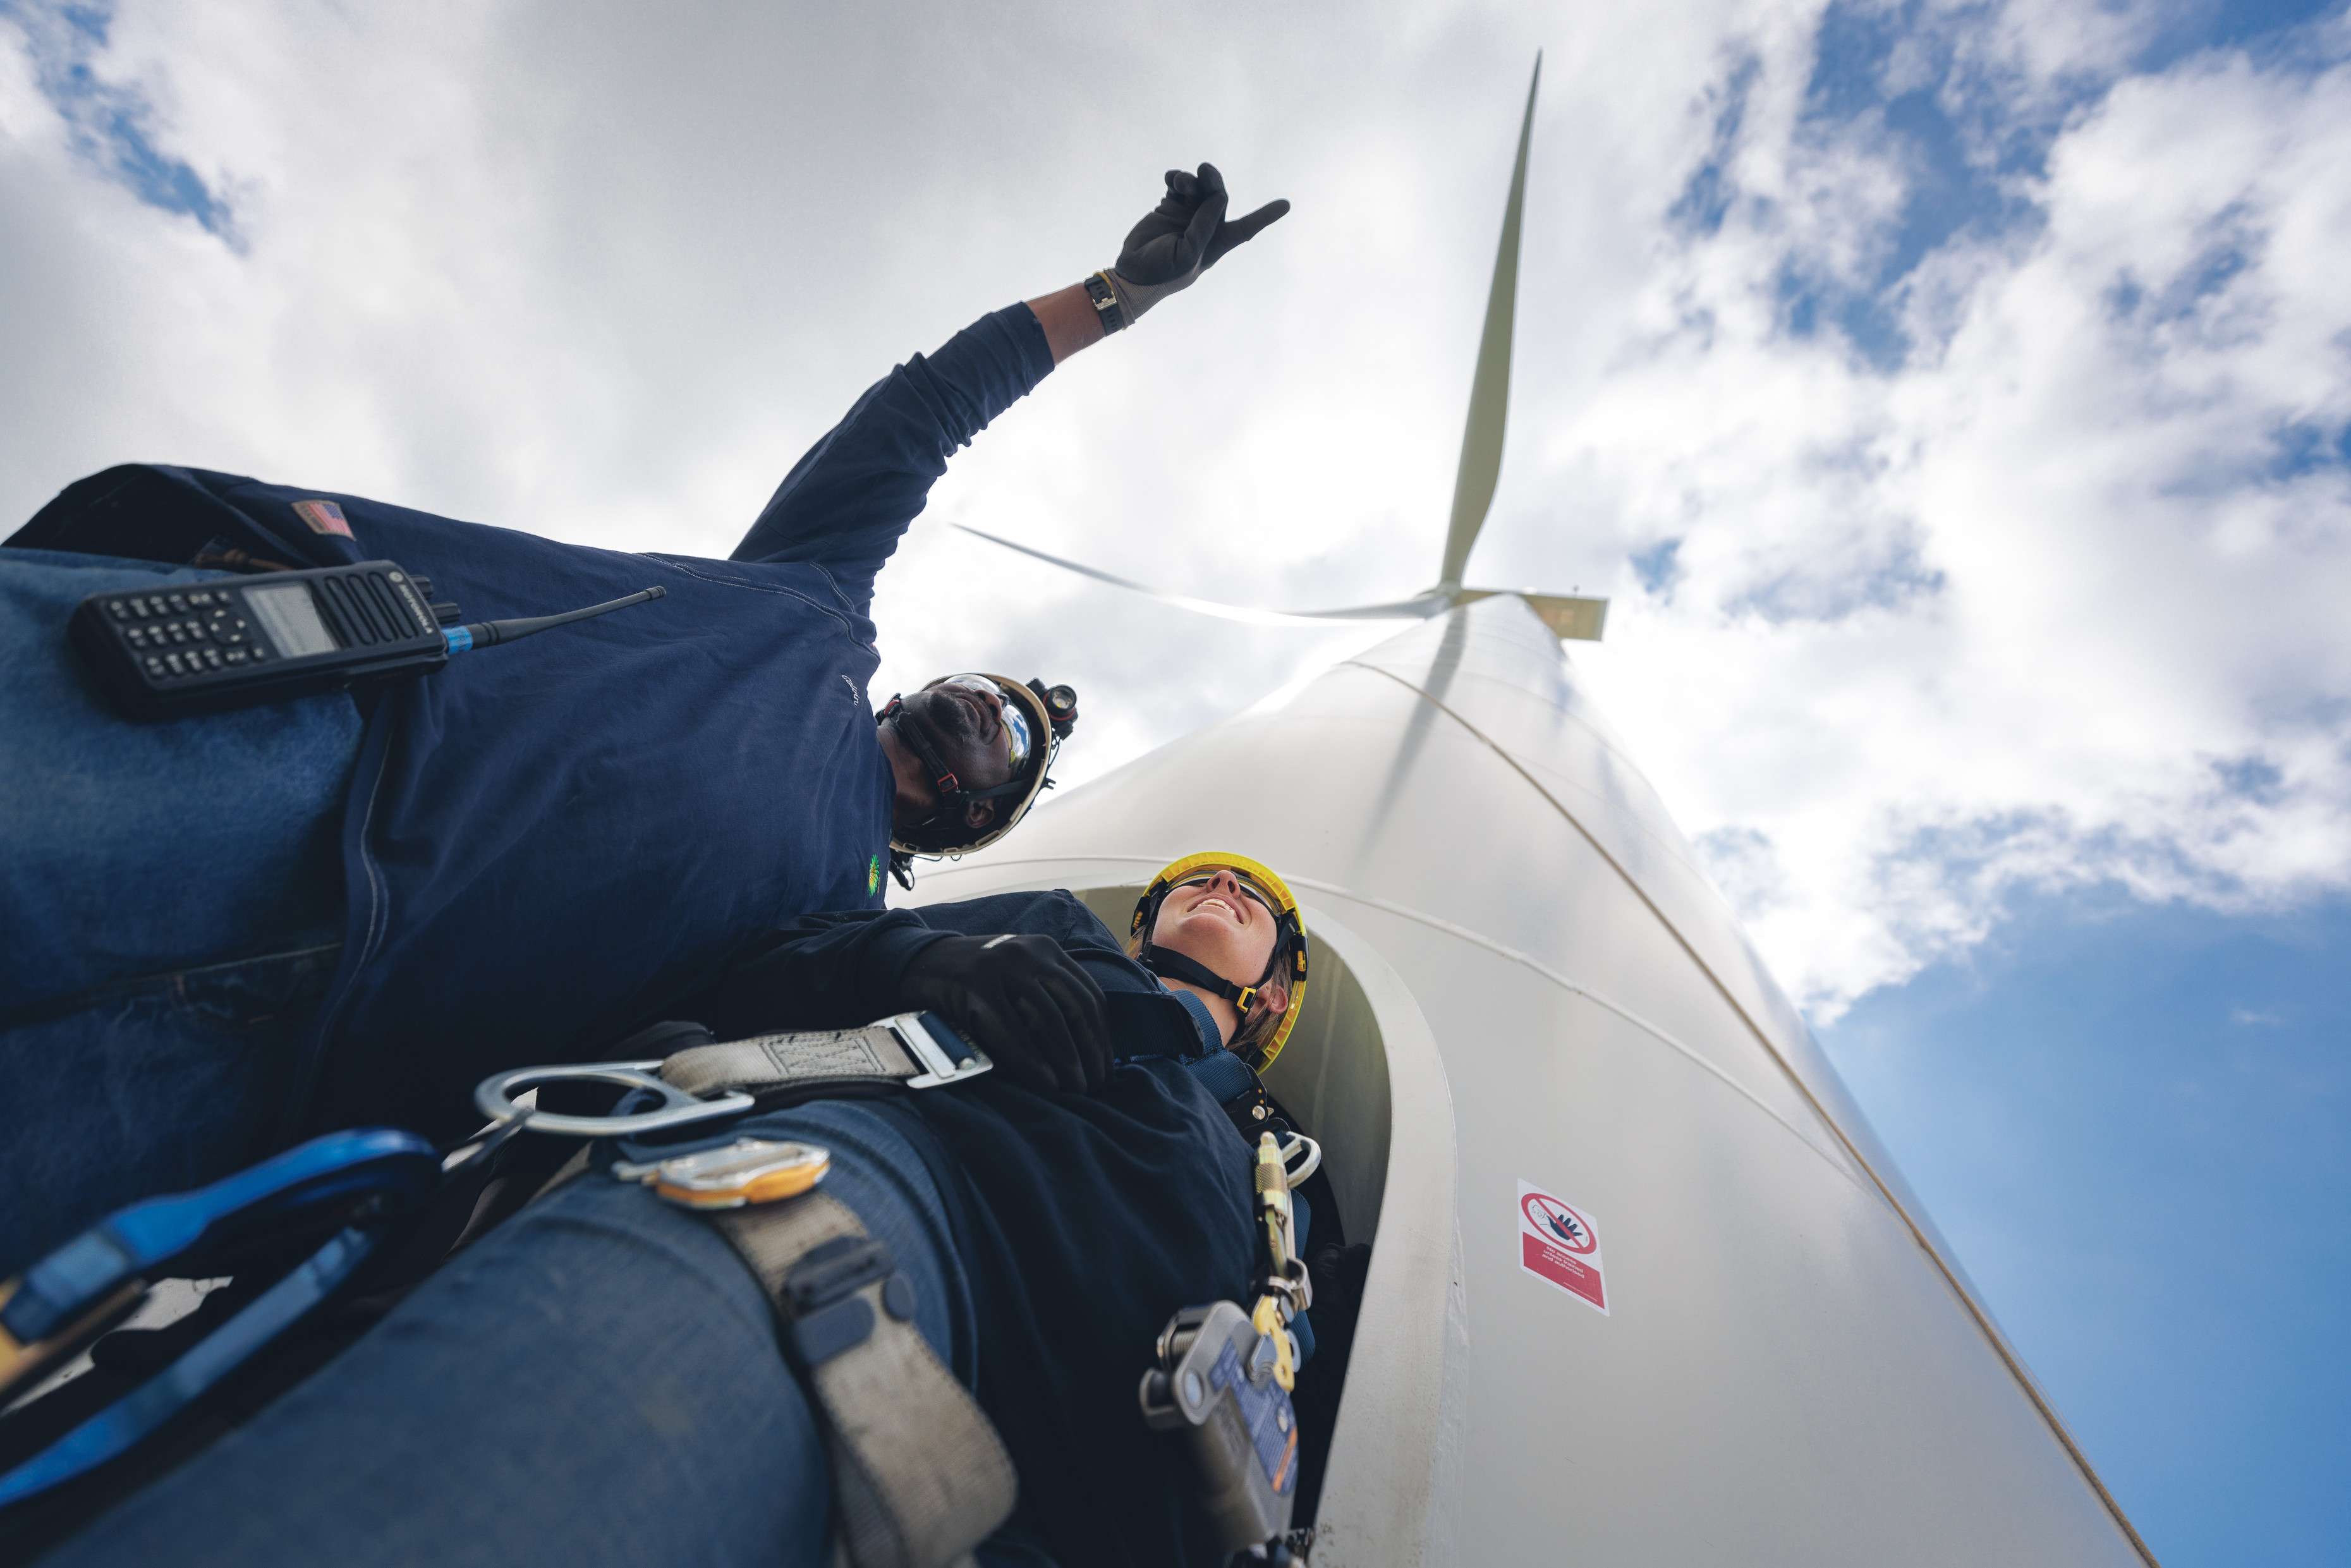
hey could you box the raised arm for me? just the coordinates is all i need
[730,164,1288,600]
[728,306,1052,592]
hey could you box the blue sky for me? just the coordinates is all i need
[0,0,236,241]
[1822,886,2351,1565]
[1780,8,2351,1559]
[3,1,2347,1560]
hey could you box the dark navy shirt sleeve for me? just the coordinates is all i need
[731,304,1056,610]
[683,909,954,1038]
[679,890,1207,1062]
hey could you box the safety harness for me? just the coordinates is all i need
[501,1014,1318,1564]
[1,1006,1321,1565]
[707,1191,1016,1568]
[494,1016,1017,1568]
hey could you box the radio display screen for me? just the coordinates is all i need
[243,583,338,657]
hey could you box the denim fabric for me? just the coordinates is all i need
[0,548,360,1012]
[0,547,360,1273]
[33,1102,1055,1568]
[0,943,341,1277]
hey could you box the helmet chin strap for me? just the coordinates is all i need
[1137,941,1266,1016]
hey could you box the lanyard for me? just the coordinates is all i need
[0,1128,440,1509]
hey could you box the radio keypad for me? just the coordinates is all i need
[114,592,264,685]
[89,565,466,708]
[109,571,439,690]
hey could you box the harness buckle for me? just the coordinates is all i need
[783,1234,914,1366]
[889,1013,995,1090]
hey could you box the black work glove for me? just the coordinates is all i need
[897,933,1112,1095]
[1102,162,1289,325]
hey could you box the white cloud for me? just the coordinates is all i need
[1560,8,2351,1016]
[2,0,2346,1022]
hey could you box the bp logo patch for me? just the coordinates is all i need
[868,854,881,896]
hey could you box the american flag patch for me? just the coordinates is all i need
[291,499,353,538]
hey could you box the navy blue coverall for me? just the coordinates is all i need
[0,305,1057,1270]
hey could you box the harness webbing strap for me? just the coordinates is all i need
[660,1014,988,1103]
[1184,1047,1259,1107]
[663,1027,918,1097]
[710,1191,1016,1568]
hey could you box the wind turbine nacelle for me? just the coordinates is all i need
[1452,588,1608,641]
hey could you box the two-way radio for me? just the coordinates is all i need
[70,559,665,719]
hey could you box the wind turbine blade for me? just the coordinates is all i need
[951,523,1445,626]
[1438,51,1541,590]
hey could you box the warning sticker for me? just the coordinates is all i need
[1517,1180,1608,1316]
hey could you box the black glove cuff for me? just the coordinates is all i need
[1084,271,1127,334]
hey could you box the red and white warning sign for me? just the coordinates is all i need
[1517,1180,1608,1315]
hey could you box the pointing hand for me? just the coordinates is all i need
[1102,163,1289,325]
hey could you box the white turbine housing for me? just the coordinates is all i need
[906,598,2152,1565]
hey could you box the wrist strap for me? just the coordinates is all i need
[1084,270,1127,333]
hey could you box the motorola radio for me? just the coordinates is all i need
[70,559,665,719]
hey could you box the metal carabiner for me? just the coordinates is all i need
[471,1061,756,1139]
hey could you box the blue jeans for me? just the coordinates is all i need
[0,548,361,1275]
[35,1102,1052,1567]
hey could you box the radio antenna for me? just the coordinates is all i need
[444,585,667,654]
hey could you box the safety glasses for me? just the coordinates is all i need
[934,675,1033,774]
[1173,871,1279,921]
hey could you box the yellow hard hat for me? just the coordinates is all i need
[1131,851,1308,1071]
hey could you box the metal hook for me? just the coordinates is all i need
[1278,1133,1321,1186]
[472,1061,756,1139]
